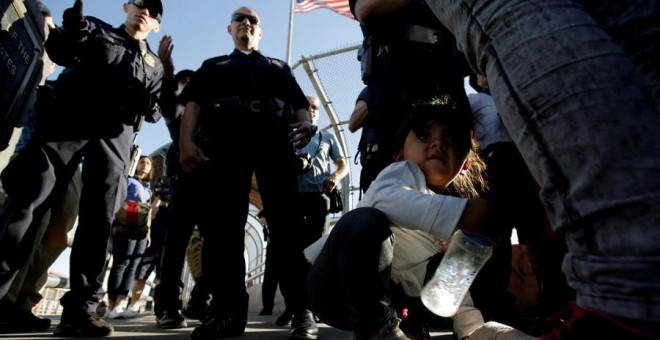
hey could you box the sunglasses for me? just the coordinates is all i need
[232,13,259,25]
[128,0,162,22]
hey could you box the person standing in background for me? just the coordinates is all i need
[105,156,158,320]
[296,94,349,247]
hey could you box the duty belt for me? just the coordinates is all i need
[213,96,272,113]
[404,24,444,45]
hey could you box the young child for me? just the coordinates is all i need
[306,96,522,340]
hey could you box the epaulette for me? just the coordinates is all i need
[268,57,287,69]
[207,55,231,66]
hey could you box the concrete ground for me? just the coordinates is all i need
[0,311,455,339]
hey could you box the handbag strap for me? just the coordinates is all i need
[311,131,322,158]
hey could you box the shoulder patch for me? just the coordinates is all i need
[217,59,231,66]
[144,54,156,67]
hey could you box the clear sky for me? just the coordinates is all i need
[42,0,362,276]
[42,0,363,156]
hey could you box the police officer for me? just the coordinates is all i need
[0,0,163,337]
[351,0,471,191]
[177,6,318,340]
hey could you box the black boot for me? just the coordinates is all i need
[290,309,319,339]
[53,292,113,337]
[0,300,51,333]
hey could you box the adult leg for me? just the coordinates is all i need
[56,128,132,336]
[426,0,660,327]
[260,241,277,315]
[0,142,74,299]
[300,192,330,248]
[13,167,82,312]
[153,173,196,328]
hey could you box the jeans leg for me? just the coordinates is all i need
[425,0,660,321]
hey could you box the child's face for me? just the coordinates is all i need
[394,120,468,192]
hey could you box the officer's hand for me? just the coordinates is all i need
[179,139,210,174]
[289,121,315,149]
[158,35,175,79]
[62,0,90,42]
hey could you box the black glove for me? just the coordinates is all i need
[62,0,89,42]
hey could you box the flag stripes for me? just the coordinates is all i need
[295,0,354,20]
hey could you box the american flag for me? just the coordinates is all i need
[295,0,354,20]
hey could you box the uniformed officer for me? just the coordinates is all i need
[0,0,163,337]
[176,6,318,340]
[351,0,472,191]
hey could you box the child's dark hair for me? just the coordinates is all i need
[393,95,487,198]
[175,69,194,84]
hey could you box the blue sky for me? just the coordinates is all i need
[42,0,363,156]
[43,0,362,276]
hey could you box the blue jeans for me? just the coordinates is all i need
[107,233,147,301]
[425,0,660,321]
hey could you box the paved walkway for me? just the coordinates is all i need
[0,311,455,339]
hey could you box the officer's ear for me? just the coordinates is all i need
[152,21,160,33]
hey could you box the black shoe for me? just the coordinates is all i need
[156,309,188,329]
[290,309,319,340]
[0,302,51,333]
[191,317,246,339]
[182,300,210,322]
[259,307,273,316]
[53,302,113,337]
[276,309,293,326]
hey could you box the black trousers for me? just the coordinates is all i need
[299,192,331,248]
[153,173,200,313]
[160,111,310,321]
[0,125,134,305]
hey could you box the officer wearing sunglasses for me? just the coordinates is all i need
[0,0,164,337]
[171,6,318,340]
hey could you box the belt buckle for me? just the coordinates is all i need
[250,100,262,112]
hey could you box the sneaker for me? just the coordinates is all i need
[290,309,319,340]
[539,302,660,339]
[0,301,51,333]
[191,317,246,339]
[105,306,125,319]
[156,309,188,329]
[122,303,140,319]
[276,309,294,326]
[352,318,411,340]
[54,301,113,337]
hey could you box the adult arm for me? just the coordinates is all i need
[178,101,208,173]
[348,98,368,133]
[353,0,413,24]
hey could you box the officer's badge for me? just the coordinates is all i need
[217,60,230,66]
[271,59,284,68]
[144,54,156,67]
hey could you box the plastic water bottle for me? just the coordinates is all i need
[421,229,493,317]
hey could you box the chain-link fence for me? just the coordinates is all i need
[291,42,364,211]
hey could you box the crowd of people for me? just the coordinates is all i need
[0,0,658,339]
